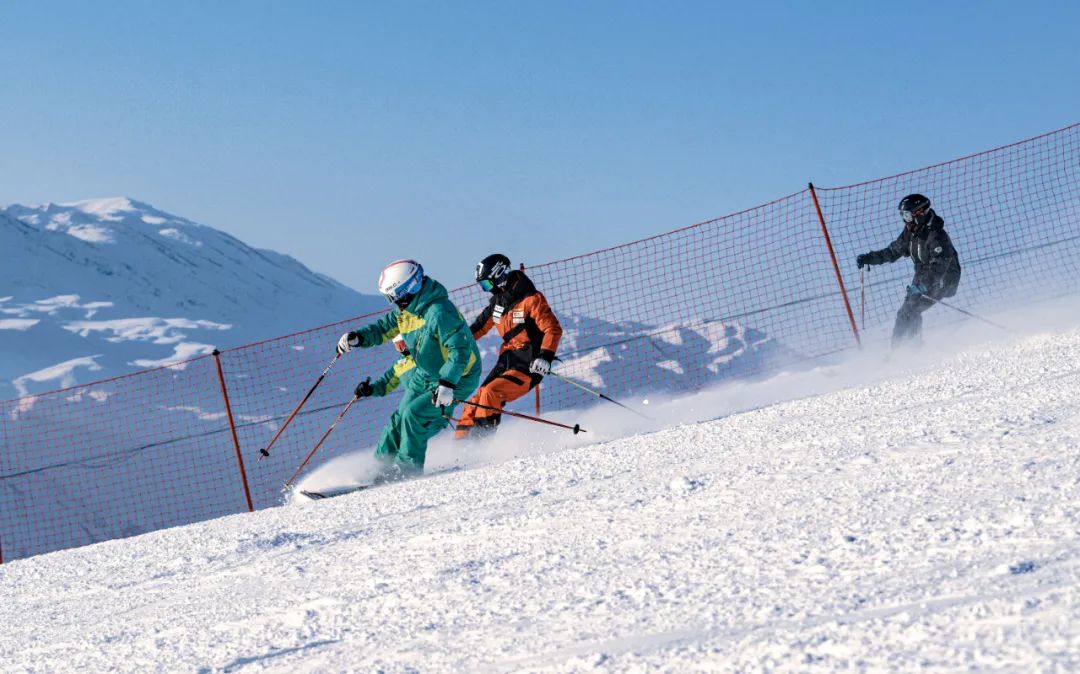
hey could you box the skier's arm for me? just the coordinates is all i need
[470,304,495,340]
[528,292,563,361]
[351,310,400,348]
[371,356,416,396]
[862,230,908,266]
[435,307,478,387]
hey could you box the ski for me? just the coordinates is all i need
[296,465,464,501]
[299,484,375,500]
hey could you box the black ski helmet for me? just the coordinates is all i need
[898,193,933,229]
[475,253,512,292]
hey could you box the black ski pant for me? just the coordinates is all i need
[892,294,936,348]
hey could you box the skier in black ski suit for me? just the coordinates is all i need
[856,194,961,347]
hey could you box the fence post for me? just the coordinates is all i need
[1,413,6,563]
[521,262,542,414]
[213,349,254,513]
[808,182,861,347]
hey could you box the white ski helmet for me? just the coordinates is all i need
[378,259,425,306]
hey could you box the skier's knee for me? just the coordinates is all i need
[476,386,500,407]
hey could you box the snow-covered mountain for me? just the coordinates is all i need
[1,198,384,399]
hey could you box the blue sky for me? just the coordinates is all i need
[2,1,1078,292]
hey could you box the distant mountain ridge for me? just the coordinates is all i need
[1,198,383,398]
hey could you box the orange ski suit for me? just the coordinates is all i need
[456,270,562,438]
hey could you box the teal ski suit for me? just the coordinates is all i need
[350,277,481,473]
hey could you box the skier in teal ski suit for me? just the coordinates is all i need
[337,260,481,479]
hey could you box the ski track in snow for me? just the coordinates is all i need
[2,324,1080,672]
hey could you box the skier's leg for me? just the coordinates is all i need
[374,405,405,460]
[399,369,481,468]
[454,389,482,439]
[455,373,531,438]
[892,295,921,348]
[362,388,435,483]
[394,391,445,473]
[473,373,533,432]
[464,371,531,434]
[909,295,935,342]
[892,295,935,348]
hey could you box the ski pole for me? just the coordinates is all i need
[920,295,1011,332]
[454,399,585,434]
[259,353,340,460]
[547,371,653,420]
[284,392,361,487]
[860,268,866,330]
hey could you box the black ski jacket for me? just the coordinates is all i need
[863,211,961,298]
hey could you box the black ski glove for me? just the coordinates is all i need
[856,253,871,269]
[354,377,374,398]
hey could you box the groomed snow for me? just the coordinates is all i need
[1,315,1079,672]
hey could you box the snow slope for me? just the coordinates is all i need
[0,199,383,398]
[2,310,1079,672]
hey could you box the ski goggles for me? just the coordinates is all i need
[478,278,496,292]
[383,273,423,305]
[901,206,927,224]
